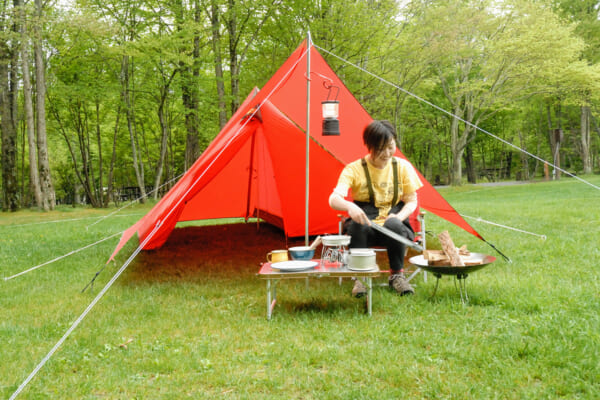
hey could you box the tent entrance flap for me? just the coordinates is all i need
[244,125,259,221]
[249,208,284,231]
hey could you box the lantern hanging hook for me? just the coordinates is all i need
[305,71,338,101]
[323,80,339,101]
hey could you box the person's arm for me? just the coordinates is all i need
[386,191,418,222]
[328,191,371,226]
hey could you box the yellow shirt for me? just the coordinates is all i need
[334,156,423,224]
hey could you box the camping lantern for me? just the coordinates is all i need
[321,100,340,136]
[321,82,340,136]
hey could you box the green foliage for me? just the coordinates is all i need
[1,179,600,398]
[3,0,600,209]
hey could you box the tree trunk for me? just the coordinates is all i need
[19,6,43,208]
[51,103,99,207]
[95,99,105,206]
[591,113,600,172]
[1,7,19,212]
[210,0,227,129]
[227,0,239,115]
[0,40,19,211]
[449,110,465,186]
[154,79,174,200]
[107,105,121,205]
[74,101,100,207]
[121,54,147,203]
[580,105,592,174]
[181,0,201,171]
[225,0,275,116]
[34,0,55,210]
[464,145,476,184]
[547,103,562,180]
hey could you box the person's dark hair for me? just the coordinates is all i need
[363,120,397,153]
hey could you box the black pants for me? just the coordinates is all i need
[344,202,415,273]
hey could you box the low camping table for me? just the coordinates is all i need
[257,261,381,320]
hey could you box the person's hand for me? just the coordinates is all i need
[348,203,371,226]
[385,213,403,222]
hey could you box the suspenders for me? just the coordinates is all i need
[360,157,398,206]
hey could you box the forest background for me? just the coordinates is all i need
[1,0,600,212]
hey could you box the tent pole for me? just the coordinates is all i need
[305,31,311,246]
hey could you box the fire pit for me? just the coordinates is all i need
[409,253,496,303]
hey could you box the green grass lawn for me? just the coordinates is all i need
[1,178,599,399]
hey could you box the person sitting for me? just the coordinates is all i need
[328,120,423,296]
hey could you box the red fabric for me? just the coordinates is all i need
[109,42,482,262]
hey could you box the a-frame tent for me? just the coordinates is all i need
[109,41,483,261]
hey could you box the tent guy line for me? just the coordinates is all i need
[9,45,314,399]
[461,214,547,240]
[4,173,187,282]
[3,231,123,282]
[8,223,162,400]
[85,172,186,230]
[315,44,600,192]
[0,214,143,228]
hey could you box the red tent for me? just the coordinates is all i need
[109,41,482,261]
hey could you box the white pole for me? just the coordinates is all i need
[305,31,311,246]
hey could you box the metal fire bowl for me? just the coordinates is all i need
[409,253,496,276]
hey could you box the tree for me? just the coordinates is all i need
[0,0,19,211]
[413,0,585,185]
[175,0,203,170]
[554,0,600,175]
[205,0,283,129]
[34,0,56,209]
[18,0,43,208]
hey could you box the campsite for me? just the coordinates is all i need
[1,177,599,398]
[2,0,600,398]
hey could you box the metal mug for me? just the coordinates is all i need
[267,250,288,263]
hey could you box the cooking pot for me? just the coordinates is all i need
[347,248,376,270]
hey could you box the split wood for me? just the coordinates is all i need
[423,231,484,267]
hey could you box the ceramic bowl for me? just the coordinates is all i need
[288,246,315,260]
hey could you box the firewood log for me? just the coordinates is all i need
[438,231,465,266]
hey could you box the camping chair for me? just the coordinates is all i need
[337,211,428,286]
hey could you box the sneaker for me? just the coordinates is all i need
[389,273,414,296]
[352,279,367,298]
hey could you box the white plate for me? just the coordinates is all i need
[347,265,378,272]
[271,260,318,271]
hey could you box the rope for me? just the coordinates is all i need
[3,231,123,281]
[86,172,185,229]
[9,45,311,399]
[3,174,185,280]
[1,214,142,228]
[8,222,162,400]
[315,44,600,192]
[461,213,547,240]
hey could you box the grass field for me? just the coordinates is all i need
[1,177,599,399]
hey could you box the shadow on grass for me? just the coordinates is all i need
[121,222,309,283]
[281,297,367,316]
